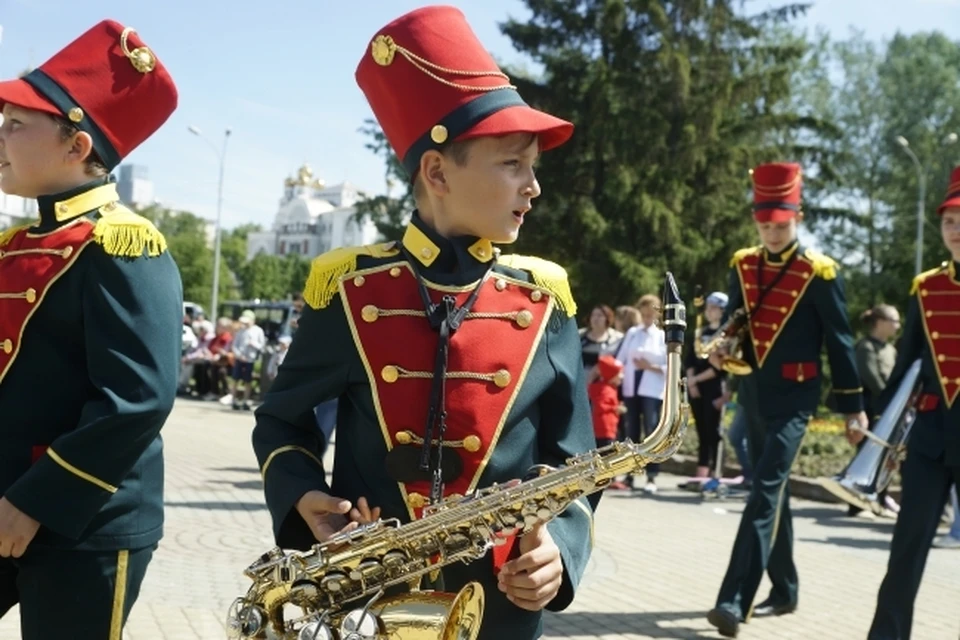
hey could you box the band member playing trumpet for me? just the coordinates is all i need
[707,162,866,638]
[867,167,960,639]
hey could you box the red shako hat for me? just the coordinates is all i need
[355,5,574,179]
[938,166,960,215]
[0,19,177,171]
[751,162,802,223]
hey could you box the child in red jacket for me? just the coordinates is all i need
[588,354,624,447]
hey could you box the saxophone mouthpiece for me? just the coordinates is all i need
[661,272,687,345]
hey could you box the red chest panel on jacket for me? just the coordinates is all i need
[341,263,553,520]
[917,270,960,408]
[736,252,816,367]
[0,221,94,384]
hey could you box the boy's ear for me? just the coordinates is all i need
[65,131,95,166]
[795,212,805,224]
[419,150,449,196]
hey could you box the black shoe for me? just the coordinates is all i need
[707,608,739,638]
[752,599,797,617]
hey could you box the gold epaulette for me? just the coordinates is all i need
[0,222,34,248]
[729,246,762,267]
[498,254,577,317]
[910,262,948,296]
[92,203,167,258]
[303,241,401,310]
[801,248,838,280]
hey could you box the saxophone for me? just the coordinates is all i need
[693,305,752,376]
[226,273,690,640]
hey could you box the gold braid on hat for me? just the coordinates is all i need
[751,169,802,197]
[370,34,515,92]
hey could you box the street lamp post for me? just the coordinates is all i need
[188,126,231,320]
[895,136,926,276]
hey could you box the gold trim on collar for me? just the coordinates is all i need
[402,223,440,267]
[763,242,799,265]
[468,238,495,263]
[53,183,120,222]
[950,261,958,284]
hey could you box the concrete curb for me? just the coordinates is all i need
[659,454,902,503]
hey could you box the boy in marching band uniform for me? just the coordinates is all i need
[252,6,596,639]
[707,162,866,637]
[867,167,960,639]
[0,21,181,638]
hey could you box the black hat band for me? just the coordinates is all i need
[401,88,528,178]
[22,69,121,171]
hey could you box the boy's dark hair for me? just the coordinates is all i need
[412,138,474,203]
[50,114,108,177]
[411,132,539,204]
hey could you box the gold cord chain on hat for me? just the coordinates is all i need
[752,170,802,197]
[371,35,515,92]
[120,27,156,74]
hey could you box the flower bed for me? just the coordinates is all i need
[677,412,895,481]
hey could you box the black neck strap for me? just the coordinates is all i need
[400,246,496,504]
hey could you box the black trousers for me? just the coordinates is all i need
[868,448,960,639]
[0,544,154,639]
[691,393,723,469]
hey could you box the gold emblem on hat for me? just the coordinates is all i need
[68,107,84,123]
[430,125,448,144]
[371,35,397,66]
[120,27,156,73]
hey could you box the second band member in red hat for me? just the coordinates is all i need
[253,6,596,640]
[0,19,181,639]
[867,167,960,639]
[707,162,866,637]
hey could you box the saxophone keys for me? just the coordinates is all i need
[340,608,379,640]
[298,621,334,640]
[320,571,348,592]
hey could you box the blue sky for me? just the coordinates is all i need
[2,0,958,229]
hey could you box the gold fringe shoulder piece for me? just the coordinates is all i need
[0,222,34,247]
[92,203,167,258]
[910,262,948,296]
[303,241,400,310]
[802,248,838,280]
[498,254,577,317]
[729,246,762,267]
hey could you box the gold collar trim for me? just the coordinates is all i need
[467,238,495,263]
[402,223,440,267]
[950,260,958,285]
[763,241,799,265]
[53,183,120,222]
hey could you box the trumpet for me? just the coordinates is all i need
[692,288,752,376]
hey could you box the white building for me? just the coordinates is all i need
[115,164,155,209]
[0,189,37,229]
[246,164,380,261]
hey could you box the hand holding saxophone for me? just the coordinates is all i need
[498,522,563,611]
[295,490,381,542]
[844,411,869,446]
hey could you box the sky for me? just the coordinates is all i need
[1,0,959,230]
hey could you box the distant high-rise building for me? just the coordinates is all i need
[116,164,155,209]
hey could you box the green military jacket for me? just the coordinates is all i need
[724,242,864,417]
[0,178,182,551]
[252,213,596,640]
[879,261,960,465]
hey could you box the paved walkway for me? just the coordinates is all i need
[2,400,959,639]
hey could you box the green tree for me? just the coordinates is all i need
[221,223,262,276]
[876,32,960,313]
[352,120,412,241]
[138,205,233,312]
[494,1,828,312]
